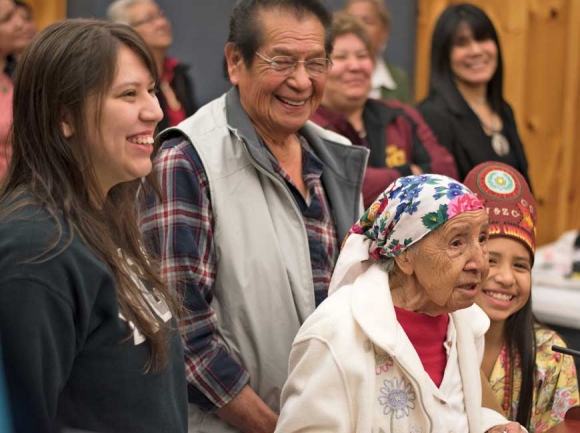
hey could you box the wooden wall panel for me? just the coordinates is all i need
[415,0,580,245]
[26,0,66,31]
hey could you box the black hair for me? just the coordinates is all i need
[223,0,333,79]
[14,0,32,16]
[504,296,537,428]
[428,3,504,113]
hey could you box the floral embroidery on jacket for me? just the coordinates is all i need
[378,377,417,419]
[375,353,395,375]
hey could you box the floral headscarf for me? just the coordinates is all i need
[346,174,484,259]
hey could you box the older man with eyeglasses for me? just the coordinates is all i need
[108,0,196,130]
[139,1,368,432]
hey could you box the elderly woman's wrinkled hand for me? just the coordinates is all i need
[486,421,526,433]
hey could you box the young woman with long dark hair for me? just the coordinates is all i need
[464,162,578,432]
[418,4,531,186]
[0,19,187,433]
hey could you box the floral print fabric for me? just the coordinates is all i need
[373,349,428,433]
[489,326,579,432]
[346,174,483,259]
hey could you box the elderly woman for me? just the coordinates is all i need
[276,174,525,432]
[343,0,410,103]
[311,12,457,208]
[107,0,196,130]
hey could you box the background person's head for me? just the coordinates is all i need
[13,1,36,53]
[463,161,536,325]
[428,3,503,110]
[343,0,390,56]
[0,0,25,65]
[107,0,172,54]
[224,0,333,140]
[7,18,162,201]
[321,11,374,112]
[347,174,489,316]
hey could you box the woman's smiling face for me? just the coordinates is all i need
[322,32,373,111]
[450,22,498,88]
[84,44,163,196]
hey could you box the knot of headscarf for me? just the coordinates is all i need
[346,174,484,259]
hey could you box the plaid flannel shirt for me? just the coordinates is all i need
[140,133,338,411]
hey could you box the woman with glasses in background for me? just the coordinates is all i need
[108,0,196,130]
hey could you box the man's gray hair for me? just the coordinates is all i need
[107,0,153,24]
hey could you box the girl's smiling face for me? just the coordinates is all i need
[477,237,532,324]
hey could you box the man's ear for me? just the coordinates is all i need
[61,114,74,138]
[224,42,244,85]
[394,249,415,276]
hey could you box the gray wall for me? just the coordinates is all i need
[67,0,417,107]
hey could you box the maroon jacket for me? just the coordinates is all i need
[311,99,458,208]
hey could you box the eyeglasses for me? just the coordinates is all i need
[255,52,333,77]
[130,10,166,27]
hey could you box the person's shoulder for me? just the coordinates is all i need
[373,98,424,122]
[293,285,357,345]
[160,93,228,144]
[453,303,490,336]
[500,100,517,121]
[0,202,59,252]
[417,92,448,113]
[386,62,408,78]
[417,94,457,133]
[0,201,109,285]
[156,132,195,159]
[534,324,567,349]
[305,120,352,146]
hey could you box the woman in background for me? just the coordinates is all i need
[418,4,530,185]
[311,12,457,207]
[0,0,25,181]
[108,0,196,130]
[12,1,37,61]
[0,19,186,433]
[4,1,36,76]
[464,161,579,432]
[343,0,411,103]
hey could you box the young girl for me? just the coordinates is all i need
[0,19,187,432]
[464,161,579,432]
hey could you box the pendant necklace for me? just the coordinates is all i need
[469,105,510,157]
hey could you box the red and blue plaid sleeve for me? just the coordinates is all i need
[140,137,250,411]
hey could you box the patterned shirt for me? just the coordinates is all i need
[488,325,579,432]
[140,133,338,411]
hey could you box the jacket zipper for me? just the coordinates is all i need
[389,354,434,433]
